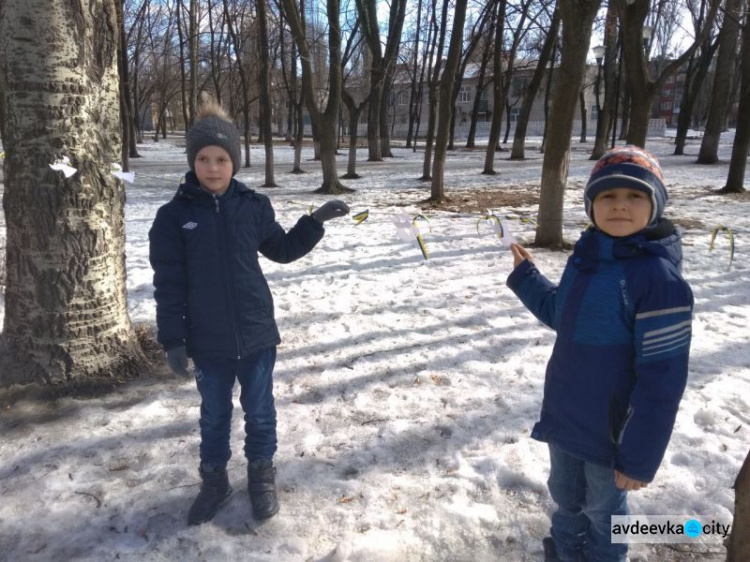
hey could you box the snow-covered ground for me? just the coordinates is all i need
[0,136,747,561]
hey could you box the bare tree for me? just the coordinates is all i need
[619,0,719,148]
[697,0,743,163]
[257,0,278,186]
[188,0,199,126]
[466,6,497,149]
[482,0,507,174]
[176,0,190,129]
[674,38,718,154]
[406,0,426,149]
[420,0,449,181]
[723,9,749,193]
[281,0,352,193]
[0,0,145,386]
[117,0,133,171]
[341,15,370,179]
[484,0,534,172]
[511,6,560,160]
[355,0,408,161]
[223,0,253,167]
[448,0,495,150]
[430,0,468,202]
[590,2,617,159]
[277,2,306,173]
[535,0,602,248]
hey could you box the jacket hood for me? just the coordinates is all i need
[574,218,684,271]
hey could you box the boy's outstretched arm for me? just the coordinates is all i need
[257,196,328,264]
[506,243,559,330]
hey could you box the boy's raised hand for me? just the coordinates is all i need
[510,243,533,268]
[615,470,648,491]
[312,200,350,223]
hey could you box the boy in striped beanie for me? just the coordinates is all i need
[507,147,693,561]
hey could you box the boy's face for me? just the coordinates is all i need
[592,187,652,238]
[194,145,233,193]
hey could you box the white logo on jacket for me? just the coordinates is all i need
[182,222,198,230]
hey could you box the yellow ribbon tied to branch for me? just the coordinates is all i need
[352,210,369,225]
[412,214,431,260]
[709,226,734,270]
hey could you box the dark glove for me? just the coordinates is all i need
[166,346,190,377]
[312,200,350,223]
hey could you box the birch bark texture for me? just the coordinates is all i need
[0,0,145,386]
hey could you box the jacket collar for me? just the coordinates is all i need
[574,219,683,270]
[174,171,254,204]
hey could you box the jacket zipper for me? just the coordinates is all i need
[214,195,242,359]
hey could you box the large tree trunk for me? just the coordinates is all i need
[579,89,587,143]
[117,0,131,172]
[257,0,277,187]
[540,40,557,154]
[0,0,145,386]
[511,7,560,159]
[723,11,750,194]
[341,89,364,179]
[420,0,448,181]
[118,0,140,161]
[430,0,467,203]
[379,84,394,157]
[535,0,601,248]
[674,38,716,155]
[365,67,384,161]
[421,86,438,181]
[292,89,305,173]
[697,0,742,163]
[727,448,750,561]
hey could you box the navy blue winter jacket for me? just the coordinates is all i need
[507,221,693,482]
[149,172,324,360]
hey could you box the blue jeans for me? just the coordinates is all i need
[193,347,277,468]
[547,443,629,562]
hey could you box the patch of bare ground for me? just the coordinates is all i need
[390,188,539,214]
[719,190,750,201]
[672,218,707,231]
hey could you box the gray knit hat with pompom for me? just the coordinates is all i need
[186,104,241,176]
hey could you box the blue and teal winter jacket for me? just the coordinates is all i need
[507,221,693,482]
[149,172,324,360]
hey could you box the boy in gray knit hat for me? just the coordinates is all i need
[150,102,349,525]
[507,147,693,561]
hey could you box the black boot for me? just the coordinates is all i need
[187,462,233,526]
[247,459,279,520]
